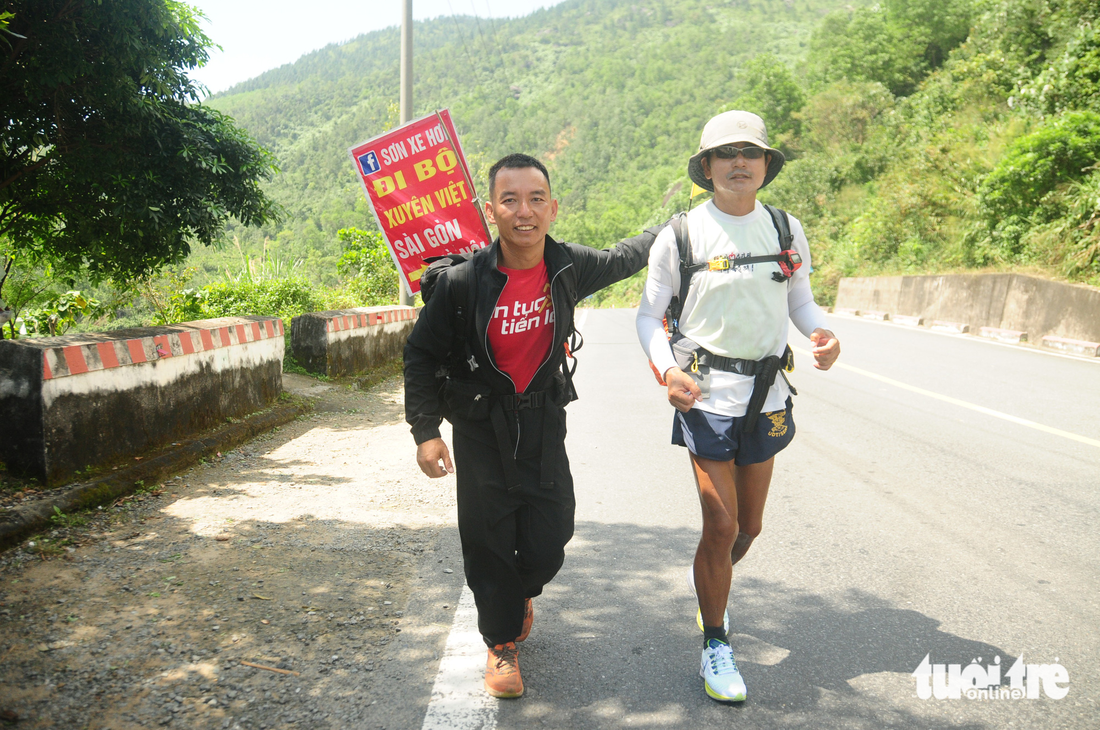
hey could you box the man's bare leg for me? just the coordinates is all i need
[691,455,774,628]
[731,459,773,565]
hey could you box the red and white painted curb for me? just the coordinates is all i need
[42,318,284,381]
[322,307,417,334]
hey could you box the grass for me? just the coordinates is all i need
[49,506,89,529]
[24,535,73,559]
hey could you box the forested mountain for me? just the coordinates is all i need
[197,0,1100,301]
[197,0,857,285]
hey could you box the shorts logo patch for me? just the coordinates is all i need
[766,410,787,437]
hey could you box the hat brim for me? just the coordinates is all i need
[688,143,785,192]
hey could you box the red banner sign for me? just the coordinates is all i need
[349,110,490,296]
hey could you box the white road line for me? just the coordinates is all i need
[421,585,497,730]
[793,345,1100,450]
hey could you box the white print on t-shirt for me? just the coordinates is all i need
[493,285,555,336]
[722,251,756,273]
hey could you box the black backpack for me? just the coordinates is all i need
[419,252,475,306]
[418,254,480,395]
[665,204,800,335]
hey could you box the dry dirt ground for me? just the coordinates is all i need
[0,372,461,730]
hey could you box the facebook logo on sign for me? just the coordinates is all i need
[358,151,381,175]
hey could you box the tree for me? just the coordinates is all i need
[728,53,806,146]
[807,8,925,96]
[885,0,974,71]
[0,0,281,284]
[807,1,975,97]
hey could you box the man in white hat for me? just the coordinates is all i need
[636,110,840,702]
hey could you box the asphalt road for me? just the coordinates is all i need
[416,308,1100,730]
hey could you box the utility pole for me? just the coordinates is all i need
[399,0,414,306]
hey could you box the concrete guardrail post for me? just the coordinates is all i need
[290,306,418,378]
[0,316,284,485]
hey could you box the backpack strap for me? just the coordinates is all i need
[764,204,799,282]
[764,204,793,253]
[667,212,707,335]
[445,260,479,374]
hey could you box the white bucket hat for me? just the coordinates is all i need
[688,110,785,191]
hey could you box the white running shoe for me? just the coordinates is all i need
[687,566,730,633]
[700,639,747,702]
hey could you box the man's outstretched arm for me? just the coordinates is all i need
[571,222,669,298]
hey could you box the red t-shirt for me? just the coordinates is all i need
[488,262,556,392]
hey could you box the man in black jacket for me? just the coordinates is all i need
[404,153,663,698]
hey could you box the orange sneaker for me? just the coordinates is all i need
[485,642,523,698]
[517,598,533,642]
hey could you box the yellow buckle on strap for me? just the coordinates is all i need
[707,257,730,271]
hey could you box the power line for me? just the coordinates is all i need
[476,0,510,75]
[445,1,482,79]
[466,1,503,75]
[445,0,494,95]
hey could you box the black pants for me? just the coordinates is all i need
[452,420,576,647]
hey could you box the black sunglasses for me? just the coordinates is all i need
[711,145,767,160]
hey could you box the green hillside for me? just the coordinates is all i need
[193,0,1100,304]
[196,0,856,285]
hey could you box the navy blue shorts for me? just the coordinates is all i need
[672,397,795,464]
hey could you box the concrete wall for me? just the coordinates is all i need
[291,306,418,378]
[0,316,284,485]
[835,274,1100,342]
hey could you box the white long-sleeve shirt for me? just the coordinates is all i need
[636,199,827,417]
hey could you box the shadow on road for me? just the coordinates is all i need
[494,521,1024,730]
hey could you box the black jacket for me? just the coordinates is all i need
[404,227,663,451]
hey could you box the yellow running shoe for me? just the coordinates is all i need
[700,638,747,702]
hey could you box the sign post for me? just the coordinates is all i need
[398,0,413,305]
[349,109,491,298]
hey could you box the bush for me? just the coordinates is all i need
[19,290,101,336]
[335,227,400,306]
[1005,166,1100,280]
[978,111,1100,255]
[200,277,328,324]
[760,155,841,226]
[796,80,896,185]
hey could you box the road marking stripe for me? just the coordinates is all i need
[792,346,1100,450]
[421,585,498,730]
